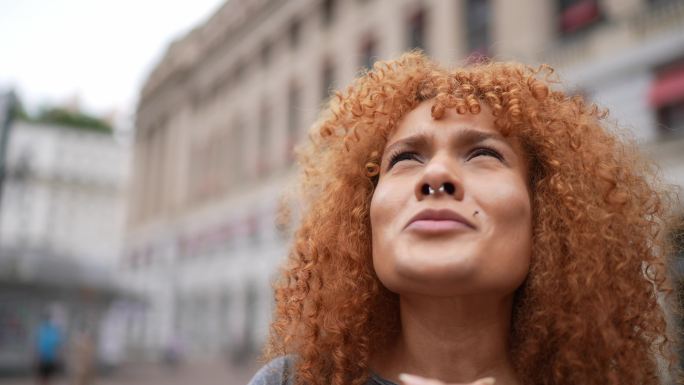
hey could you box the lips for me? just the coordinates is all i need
[405,208,476,232]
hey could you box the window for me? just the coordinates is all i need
[190,128,232,202]
[241,282,259,357]
[233,61,245,83]
[209,131,224,193]
[650,60,684,138]
[557,0,602,36]
[258,102,271,176]
[287,84,301,162]
[465,0,490,60]
[149,125,167,216]
[209,71,230,101]
[360,35,377,70]
[407,7,427,51]
[289,18,301,49]
[648,0,679,7]
[260,40,272,67]
[231,119,245,180]
[658,102,684,137]
[322,0,336,27]
[321,60,335,101]
[218,293,231,348]
[246,213,260,244]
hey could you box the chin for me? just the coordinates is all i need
[376,248,528,297]
[377,252,480,294]
[401,251,476,276]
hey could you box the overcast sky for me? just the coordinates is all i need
[0,0,226,124]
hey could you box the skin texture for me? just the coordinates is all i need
[265,53,678,385]
[368,101,532,385]
[371,101,532,297]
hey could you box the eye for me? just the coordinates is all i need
[467,147,504,161]
[388,151,421,169]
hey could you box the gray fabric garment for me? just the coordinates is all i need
[247,356,398,385]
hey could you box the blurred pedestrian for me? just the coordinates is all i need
[70,322,95,385]
[35,313,63,385]
[163,334,183,369]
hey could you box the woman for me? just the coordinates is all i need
[248,52,680,385]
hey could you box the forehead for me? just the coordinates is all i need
[387,101,499,144]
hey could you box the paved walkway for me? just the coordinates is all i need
[0,359,261,385]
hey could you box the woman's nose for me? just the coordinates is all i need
[414,156,464,201]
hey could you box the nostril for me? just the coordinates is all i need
[443,182,455,195]
[421,184,431,195]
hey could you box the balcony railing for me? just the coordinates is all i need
[538,0,684,70]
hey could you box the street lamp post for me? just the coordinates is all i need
[0,90,17,242]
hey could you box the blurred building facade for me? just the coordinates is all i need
[1,122,129,265]
[127,0,684,362]
[0,121,131,372]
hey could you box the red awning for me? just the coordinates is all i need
[561,0,600,33]
[649,64,684,108]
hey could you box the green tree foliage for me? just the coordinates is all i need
[9,97,29,121]
[10,94,113,134]
[36,107,113,134]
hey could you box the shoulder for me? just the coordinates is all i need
[247,356,295,385]
[247,356,382,385]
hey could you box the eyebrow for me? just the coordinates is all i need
[384,128,508,157]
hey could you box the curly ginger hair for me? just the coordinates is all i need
[265,52,681,385]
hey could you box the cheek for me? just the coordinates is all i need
[486,182,531,224]
[369,184,384,234]
[370,178,408,282]
[370,179,405,236]
[369,183,385,252]
[478,177,533,273]
[370,185,387,276]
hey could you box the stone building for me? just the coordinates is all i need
[126,0,684,361]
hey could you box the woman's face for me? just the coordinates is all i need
[370,101,532,297]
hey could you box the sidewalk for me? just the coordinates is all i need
[0,359,261,385]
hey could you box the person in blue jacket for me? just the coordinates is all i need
[35,312,63,385]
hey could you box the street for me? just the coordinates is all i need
[0,359,262,385]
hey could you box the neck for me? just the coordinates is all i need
[371,293,520,385]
